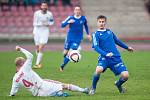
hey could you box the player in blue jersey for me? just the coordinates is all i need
[59,6,91,71]
[89,15,134,94]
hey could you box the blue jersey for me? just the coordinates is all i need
[61,15,89,42]
[92,29,128,57]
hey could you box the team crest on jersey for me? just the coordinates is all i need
[80,21,83,24]
[107,31,111,34]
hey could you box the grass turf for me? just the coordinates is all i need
[0,50,150,100]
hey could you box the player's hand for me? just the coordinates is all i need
[16,45,21,51]
[42,21,49,26]
[68,19,75,23]
[106,52,113,57]
[127,47,134,52]
[87,35,92,41]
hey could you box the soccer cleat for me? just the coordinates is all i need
[55,91,69,97]
[62,92,69,97]
[89,89,95,95]
[83,88,90,94]
[59,67,64,72]
[115,81,126,93]
[33,64,42,69]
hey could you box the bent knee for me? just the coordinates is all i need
[96,66,103,74]
[121,71,129,79]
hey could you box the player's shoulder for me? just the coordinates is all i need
[92,31,98,37]
[65,15,73,20]
[106,28,114,34]
[81,15,86,18]
[47,11,53,15]
[69,15,74,18]
[34,10,41,15]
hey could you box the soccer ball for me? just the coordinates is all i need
[68,50,81,63]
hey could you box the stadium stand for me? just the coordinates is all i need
[0,0,150,40]
[0,0,79,39]
[81,0,150,40]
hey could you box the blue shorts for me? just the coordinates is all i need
[64,40,81,50]
[97,56,128,76]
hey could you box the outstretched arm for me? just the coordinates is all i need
[9,78,20,96]
[84,18,92,41]
[113,33,134,52]
[61,16,72,28]
[16,46,33,70]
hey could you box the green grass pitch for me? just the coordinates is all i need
[0,50,150,100]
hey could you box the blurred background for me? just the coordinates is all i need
[0,0,150,50]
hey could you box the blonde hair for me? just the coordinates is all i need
[15,57,25,66]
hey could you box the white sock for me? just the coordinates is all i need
[36,52,43,65]
[68,84,84,92]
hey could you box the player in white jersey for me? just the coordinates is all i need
[9,46,89,97]
[33,1,54,68]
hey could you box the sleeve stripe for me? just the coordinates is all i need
[92,33,97,46]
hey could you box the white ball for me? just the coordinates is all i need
[69,50,81,63]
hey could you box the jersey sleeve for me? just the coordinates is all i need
[9,77,20,96]
[48,12,54,25]
[61,16,71,28]
[33,11,42,26]
[92,33,107,56]
[113,33,128,49]
[84,17,89,35]
[20,48,33,71]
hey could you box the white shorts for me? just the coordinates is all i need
[33,27,49,45]
[37,80,63,96]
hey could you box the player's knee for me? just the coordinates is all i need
[62,84,70,90]
[63,50,68,56]
[121,71,129,80]
[96,66,103,74]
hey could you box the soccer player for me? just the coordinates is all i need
[89,15,134,94]
[33,1,54,68]
[59,6,92,71]
[9,46,89,97]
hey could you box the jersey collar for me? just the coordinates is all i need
[97,29,106,32]
[74,15,81,19]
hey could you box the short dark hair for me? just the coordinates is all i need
[41,0,48,4]
[97,15,107,21]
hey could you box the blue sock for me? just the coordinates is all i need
[92,73,100,90]
[116,77,128,87]
[60,56,70,69]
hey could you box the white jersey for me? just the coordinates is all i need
[33,10,54,34]
[10,48,63,96]
[33,10,54,45]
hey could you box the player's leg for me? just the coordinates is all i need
[34,33,48,68]
[59,39,70,71]
[35,44,45,68]
[111,62,129,93]
[115,70,129,93]
[62,83,89,94]
[60,41,80,71]
[89,57,107,95]
[89,66,103,95]
[60,49,70,71]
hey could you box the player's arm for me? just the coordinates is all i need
[61,16,72,28]
[92,33,108,56]
[84,17,92,41]
[48,12,54,25]
[113,33,134,52]
[16,46,33,70]
[9,78,20,96]
[113,33,128,49]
